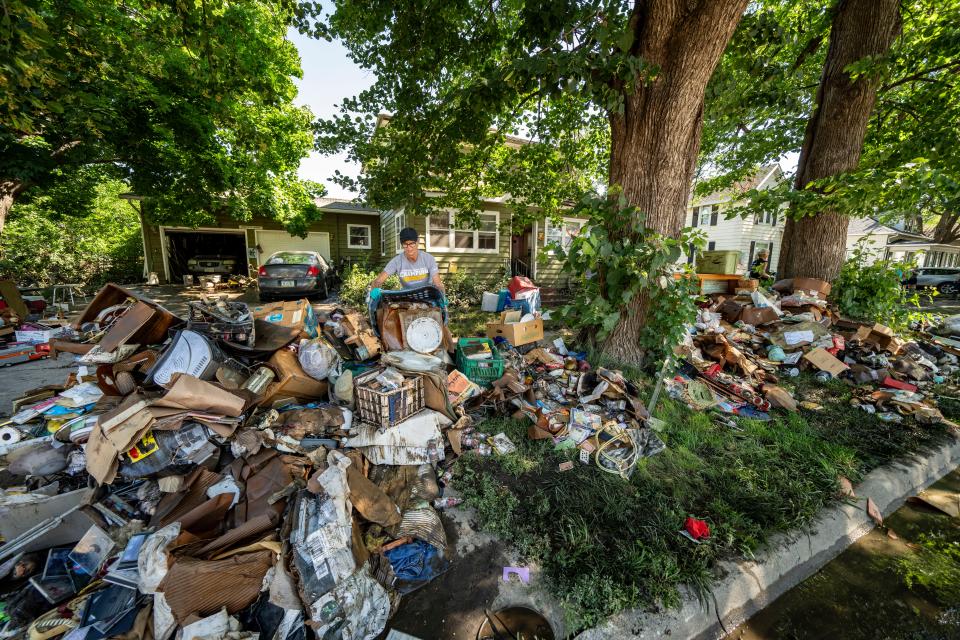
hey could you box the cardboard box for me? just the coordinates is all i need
[251,299,318,338]
[736,279,760,292]
[716,300,744,323]
[740,306,779,326]
[853,322,902,354]
[73,283,181,344]
[486,318,544,346]
[261,348,327,404]
[792,277,831,299]
[803,347,849,377]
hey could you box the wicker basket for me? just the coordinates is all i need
[355,368,424,428]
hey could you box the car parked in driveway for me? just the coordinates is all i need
[187,254,239,275]
[904,267,960,295]
[257,251,334,301]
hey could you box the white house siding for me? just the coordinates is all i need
[845,230,894,264]
[681,202,785,275]
[680,165,786,275]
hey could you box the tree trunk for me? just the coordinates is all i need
[932,212,960,244]
[0,180,26,237]
[777,0,902,282]
[601,0,749,366]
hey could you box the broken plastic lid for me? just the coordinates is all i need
[147,330,223,386]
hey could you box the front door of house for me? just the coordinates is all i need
[511,226,533,277]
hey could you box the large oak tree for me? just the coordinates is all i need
[777,0,902,281]
[699,0,960,279]
[317,0,749,365]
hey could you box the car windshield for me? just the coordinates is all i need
[266,252,317,265]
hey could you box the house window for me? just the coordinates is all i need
[544,218,585,253]
[707,241,716,251]
[394,212,406,252]
[347,224,371,249]
[379,221,386,256]
[754,210,775,225]
[699,205,716,226]
[426,211,500,253]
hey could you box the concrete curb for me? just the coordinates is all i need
[577,432,960,640]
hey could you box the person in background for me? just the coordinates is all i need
[749,248,774,280]
[368,227,445,293]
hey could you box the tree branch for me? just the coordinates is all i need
[790,34,824,73]
[880,60,960,92]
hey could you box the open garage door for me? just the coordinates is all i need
[257,230,331,262]
[164,229,246,283]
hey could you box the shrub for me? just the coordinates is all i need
[0,179,144,292]
[551,193,703,369]
[830,239,921,330]
[337,262,398,309]
[443,269,505,309]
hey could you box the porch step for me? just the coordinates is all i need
[539,287,570,306]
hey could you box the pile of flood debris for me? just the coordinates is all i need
[669,276,959,425]
[1,273,956,639]
[1,277,658,639]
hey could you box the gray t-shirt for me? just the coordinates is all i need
[384,251,439,289]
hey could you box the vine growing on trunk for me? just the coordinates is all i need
[550,194,703,369]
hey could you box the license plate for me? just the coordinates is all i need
[202,267,217,272]
[281,280,296,287]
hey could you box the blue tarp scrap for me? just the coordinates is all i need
[383,540,448,593]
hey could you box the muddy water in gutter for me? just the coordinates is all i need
[725,467,960,640]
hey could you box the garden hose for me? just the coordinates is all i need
[593,423,639,479]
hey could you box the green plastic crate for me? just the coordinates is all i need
[455,337,505,387]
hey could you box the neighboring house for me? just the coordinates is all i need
[682,165,960,275]
[847,217,960,267]
[683,164,785,274]
[373,115,587,291]
[378,202,587,291]
[140,198,382,284]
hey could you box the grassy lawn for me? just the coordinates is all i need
[447,308,491,338]
[454,372,956,630]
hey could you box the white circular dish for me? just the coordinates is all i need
[405,317,443,354]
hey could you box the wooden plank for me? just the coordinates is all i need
[0,280,29,319]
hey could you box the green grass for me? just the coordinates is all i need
[454,373,954,631]
[447,309,491,338]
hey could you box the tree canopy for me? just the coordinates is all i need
[698,0,960,243]
[1,0,325,235]
[314,1,640,226]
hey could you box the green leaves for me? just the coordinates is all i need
[549,194,702,366]
[1,1,321,230]
[830,239,923,331]
[699,0,960,232]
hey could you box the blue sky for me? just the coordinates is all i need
[289,29,372,199]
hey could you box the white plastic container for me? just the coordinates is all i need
[481,292,499,312]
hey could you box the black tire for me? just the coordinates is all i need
[259,293,272,302]
[938,282,959,297]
